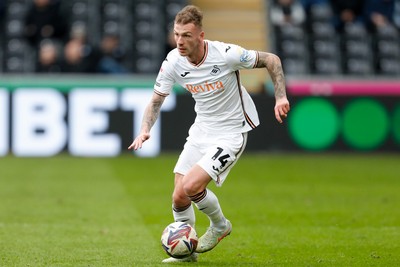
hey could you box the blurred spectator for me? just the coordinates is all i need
[270,0,306,26]
[363,0,395,31]
[24,0,69,49]
[61,25,100,73]
[97,34,128,74]
[36,39,62,73]
[330,0,365,31]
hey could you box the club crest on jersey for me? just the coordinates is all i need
[239,49,251,63]
[210,65,221,76]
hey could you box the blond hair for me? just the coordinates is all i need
[174,5,203,28]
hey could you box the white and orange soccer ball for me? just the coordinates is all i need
[161,222,198,258]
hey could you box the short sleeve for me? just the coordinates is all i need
[154,57,175,96]
[225,44,259,71]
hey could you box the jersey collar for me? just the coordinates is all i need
[188,41,208,67]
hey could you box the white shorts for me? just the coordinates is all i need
[173,123,248,186]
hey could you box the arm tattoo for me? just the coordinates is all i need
[142,95,164,132]
[256,52,287,99]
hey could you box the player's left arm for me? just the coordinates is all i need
[256,52,290,123]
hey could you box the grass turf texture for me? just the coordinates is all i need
[0,153,399,266]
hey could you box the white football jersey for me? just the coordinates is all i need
[154,40,260,133]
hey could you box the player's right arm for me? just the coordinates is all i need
[128,51,178,150]
[129,52,176,150]
[128,92,166,150]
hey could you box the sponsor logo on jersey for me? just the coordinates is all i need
[225,46,231,53]
[185,80,225,94]
[210,65,221,76]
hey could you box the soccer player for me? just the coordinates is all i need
[128,5,290,263]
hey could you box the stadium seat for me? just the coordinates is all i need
[376,24,399,41]
[341,23,373,75]
[344,40,372,58]
[309,3,333,23]
[7,1,26,19]
[345,58,373,75]
[343,23,368,41]
[378,58,400,75]
[310,38,341,75]
[134,2,161,20]
[313,58,341,75]
[0,0,189,73]
[6,38,25,56]
[98,0,134,71]
[6,56,25,72]
[276,25,305,41]
[377,40,400,58]
[2,0,30,72]
[103,2,120,19]
[5,19,25,38]
[66,0,101,45]
[310,22,336,40]
[312,40,339,57]
[308,20,341,75]
[280,40,306,58]
[282,58,309,75]
[165,0,187,25]
[131,0,166,73]
[274,24,309,75]
[136,56,157,73]
[135,39,152,54]
[71,1,88,19]
[103,20,120,35]
[3,38,35,73]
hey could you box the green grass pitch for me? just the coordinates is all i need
[0,153,399,266]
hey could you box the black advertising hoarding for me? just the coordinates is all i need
[161,94,400,152]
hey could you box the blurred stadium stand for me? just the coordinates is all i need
[0,0,188,74]
[3,0,34,72]
[268,0,400,77]
[0,0,399,78]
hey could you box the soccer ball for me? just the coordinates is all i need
[161,221,198,258]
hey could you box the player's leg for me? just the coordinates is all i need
[171,124,204,228]
[192,132,248,253]
[171,128,204,228]
[171,172,195,227]
[162,129,203,263]
[170,146,231,256]
[182,165,227,230]
[182,164,231,253]
[162,175,198,263]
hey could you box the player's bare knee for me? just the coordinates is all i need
[172,186,192,208]
[172,195,187,206]
[182,179,204,198]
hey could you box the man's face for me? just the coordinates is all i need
[174,23,204,58]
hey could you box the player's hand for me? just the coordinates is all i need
[128,132,150,150]
[274,97,290,123]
